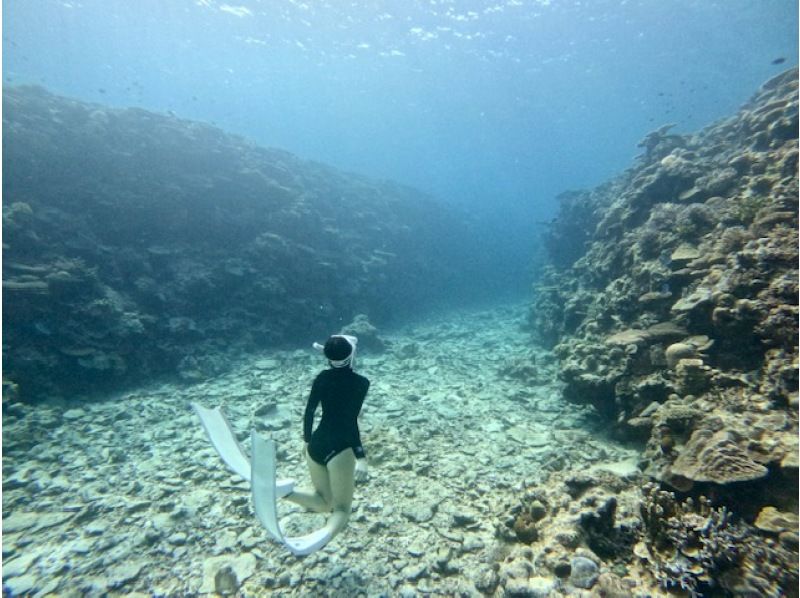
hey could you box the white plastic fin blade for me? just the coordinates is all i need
[192,402,251,482]
[251,432,332,556]
[250,432,284,543]
[283,527,334,556]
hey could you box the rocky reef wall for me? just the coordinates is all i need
[3,86,483,400]
[526,69,798,593]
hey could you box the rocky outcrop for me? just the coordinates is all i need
[3,86,484,400]
[529,69,798,594]
[494,468,797,597]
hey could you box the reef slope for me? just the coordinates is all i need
[3,86,480,400]
[527,69,798,595]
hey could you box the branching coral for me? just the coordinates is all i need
[638,483,746,595]
[637,483,798,597]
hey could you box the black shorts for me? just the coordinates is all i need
[307,435,353,466]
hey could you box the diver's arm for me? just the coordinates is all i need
[303,378,322,442]
[352,394,368,481]
[350,386,367,460]
[353,376,370,481]
[353,430,368,482]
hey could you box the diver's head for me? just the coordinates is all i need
[324,335,357,368]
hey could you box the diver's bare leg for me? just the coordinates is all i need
[283,448,332,513]
[321,449,356,538]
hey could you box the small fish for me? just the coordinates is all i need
[98,88,106,94]
[772,57,786,65]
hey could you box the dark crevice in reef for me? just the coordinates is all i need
[2,86,496,401]
[518,69,798,595]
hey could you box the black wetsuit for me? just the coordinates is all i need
[304,367,370,466]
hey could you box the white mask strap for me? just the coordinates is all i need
[328,335,358,368]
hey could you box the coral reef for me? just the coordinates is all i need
[3,86,489,400]
[494,472,798,597]
[529,69,799,595]
[493,470,643,595]
[637,483,798,597]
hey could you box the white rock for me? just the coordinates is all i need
[4,574,36,595]
[2,551,39,578]
[3,512,40,533]
[254,358,279,370]
[167,532,187,545]
[86,521,109,535]
[402,563,427,581]
[71,539,93,554]
[590,457,639,477]
[106,563,142,589]
[236,527,260,549]
[62,409,85,421]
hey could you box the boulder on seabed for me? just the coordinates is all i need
[341,314,387,352]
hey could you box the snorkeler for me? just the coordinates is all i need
[283,334,370,544]
[191,333,368,554]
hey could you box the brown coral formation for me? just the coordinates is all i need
[665,429,768,490]
[3,86,491,400]
[529,69,799,594]
[496,472,798,596]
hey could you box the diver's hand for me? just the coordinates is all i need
[355,458,369,483]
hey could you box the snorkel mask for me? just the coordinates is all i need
[312,334,358,369]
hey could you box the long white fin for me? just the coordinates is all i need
[192,402,251,481]
[251,432,332,556]
[192,403,328,555]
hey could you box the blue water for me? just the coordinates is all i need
[4,0,797,226]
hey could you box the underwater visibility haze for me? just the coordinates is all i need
[5,0,797,220]
[2,1,799,597]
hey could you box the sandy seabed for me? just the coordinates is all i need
[2,303,639,597]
